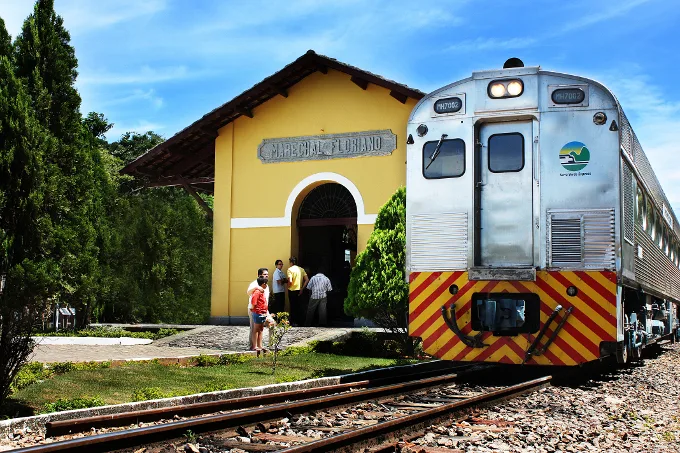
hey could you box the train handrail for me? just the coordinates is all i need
[441,305,488,348]
[524,305,572,363]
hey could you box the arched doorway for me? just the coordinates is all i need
[297,183,357,325]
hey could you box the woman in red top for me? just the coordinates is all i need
[250,276,269,354]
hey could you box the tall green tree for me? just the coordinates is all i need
[13,0,99,325]
[344,187,410,345]
[0,18,11,58]
[0,17,54,406]
[98,132,213,324]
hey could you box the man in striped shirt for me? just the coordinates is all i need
[305,268,333,326]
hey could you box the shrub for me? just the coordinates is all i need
[49,362,77,374]
[344,187,418,354]
[34,327,180,340]
[280,343,317,356]
[131,387,171,401]
[43,397,105,413]
[193,355,219,367]
[10,363,49,392]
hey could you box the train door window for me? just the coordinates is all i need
[422,139,465,179]
[488,133,524,172]
[636,186,646,229]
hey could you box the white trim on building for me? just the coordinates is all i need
[230,172,377,229]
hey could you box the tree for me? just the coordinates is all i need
[95,132,213,324]
[13,0,100,326]
[109,131,164,166]
[0,18,10,58]
[0,18,54,406]
[344,187,414,352]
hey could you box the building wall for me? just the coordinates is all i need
[211,69,415,320]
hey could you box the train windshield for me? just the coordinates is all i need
[422,139,465,179]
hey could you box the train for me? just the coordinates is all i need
[406,58,680,366]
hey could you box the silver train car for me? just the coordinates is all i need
[406,59,680,365]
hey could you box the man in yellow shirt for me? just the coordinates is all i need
[287,256,309,326]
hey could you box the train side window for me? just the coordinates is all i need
[636,187,647,229]
[650,209,657,241]
[645,196,653,233]
[488,133,524,172]
[661,225,667,251]
[422,139,465,179]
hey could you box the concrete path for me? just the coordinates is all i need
[33,337,153,346]
[29,325,361,363]
[29,344,230,363]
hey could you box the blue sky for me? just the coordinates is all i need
[2,0,680,210]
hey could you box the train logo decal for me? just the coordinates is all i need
[559,141,590,171]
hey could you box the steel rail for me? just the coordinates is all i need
[13,370,471,453]
[45,364,472,437]
[277,375,552,453]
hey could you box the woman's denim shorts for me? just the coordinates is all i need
[251,313,266,324]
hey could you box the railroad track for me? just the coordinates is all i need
[11,367,549,453]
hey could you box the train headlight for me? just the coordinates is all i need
[507,80,523,96]
[566,286,578,297]
[488,79,524,99]
[489,83,507,98]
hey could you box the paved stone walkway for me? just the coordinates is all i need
[30,326,359,363]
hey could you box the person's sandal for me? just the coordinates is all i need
[256,348,261,357]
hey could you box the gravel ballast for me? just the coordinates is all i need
[408,343,680,452]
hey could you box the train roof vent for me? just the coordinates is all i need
[503,58,524,69]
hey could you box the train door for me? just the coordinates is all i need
[477,121,533,266]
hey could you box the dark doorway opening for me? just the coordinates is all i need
[298,183,357,326]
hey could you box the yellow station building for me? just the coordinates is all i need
[122,51,424,324]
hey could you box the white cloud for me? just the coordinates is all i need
[559,0,653,33]
[106,120,165,142]
[58,0,166,34]
[78,65,204,85]
[445,37,538,52]
[104,89,164,109]
[0,0,166,37]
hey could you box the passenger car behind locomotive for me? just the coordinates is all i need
[406,59,680,365]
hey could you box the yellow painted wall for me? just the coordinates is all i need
[211,123,233,317]
[212,69,415,318]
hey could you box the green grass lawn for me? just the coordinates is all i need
[9,353,416,415]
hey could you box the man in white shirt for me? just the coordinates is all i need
[247,268,269,350]
[272,259,286,314]
[305,268,332,326]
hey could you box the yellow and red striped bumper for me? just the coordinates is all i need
[409,271,617,365]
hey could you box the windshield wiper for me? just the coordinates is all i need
[425,133,448,170]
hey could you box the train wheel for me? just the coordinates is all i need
[631,345,642,362]
[616,342,628,365]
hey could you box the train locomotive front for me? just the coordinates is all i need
[406,60,679,366]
